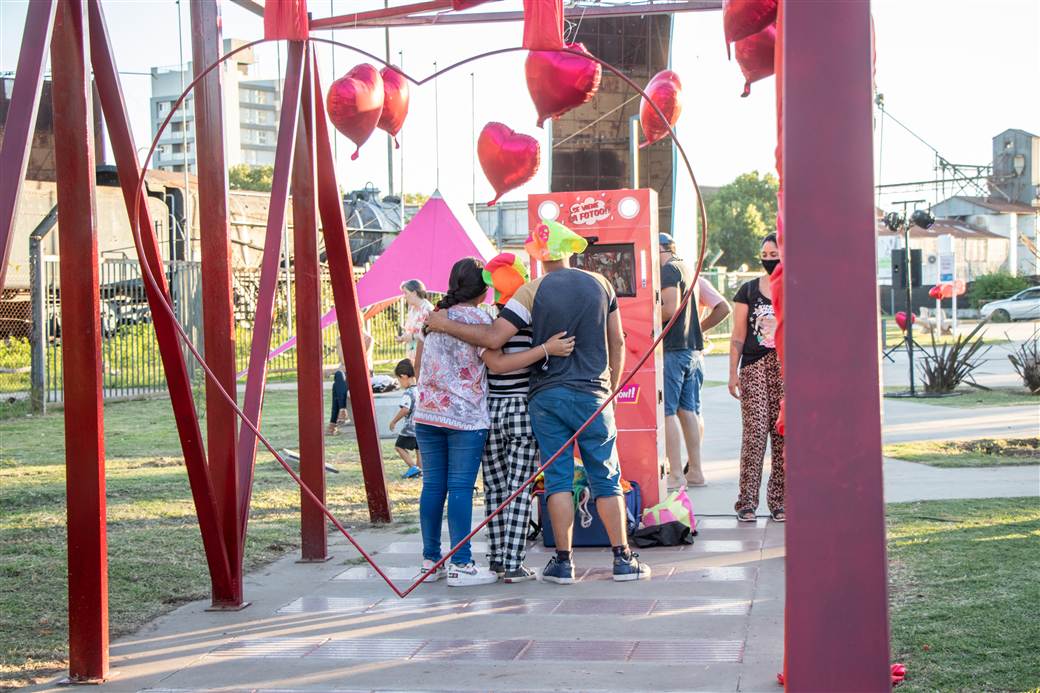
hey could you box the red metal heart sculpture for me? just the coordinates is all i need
[525,42,602,128]
[639,70,683,148]
[478,122,540,206]
[377,65,410,148]
[723,0,778,53]
[735,24,776,97]
[928,285,943,300]
[326,63,384,160]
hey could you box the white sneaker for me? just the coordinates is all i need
[418,559,445,582]
[447,562,499,587]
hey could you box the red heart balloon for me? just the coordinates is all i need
[735,24,775,97]
[928,285,943,300]
[326,64,384,160]
[525,42,602,128]
[723,0,778,50]
[478,122,540,206]
[895,311,917,331]
[639,69,682,148]
[377,66,409,148]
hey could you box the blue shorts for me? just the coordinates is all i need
[528,386,623,500]
[663,349,704,416]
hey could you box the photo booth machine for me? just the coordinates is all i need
[528,189,667,508]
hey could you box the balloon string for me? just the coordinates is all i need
[128,38,708,599]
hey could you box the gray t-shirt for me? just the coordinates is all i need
[499,268,618,399]
[398,386,417,436]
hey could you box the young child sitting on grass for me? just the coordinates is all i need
[388,358,421,479]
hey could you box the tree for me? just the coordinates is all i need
[228,164,274,192]
[704,171,779,270]
[402,192,430,206]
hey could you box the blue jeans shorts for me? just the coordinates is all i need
[664,349,704,416]
[528,386,622,500]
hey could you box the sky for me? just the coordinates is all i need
[2,0,1038,212]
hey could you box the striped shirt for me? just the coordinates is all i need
[487,327,534,398]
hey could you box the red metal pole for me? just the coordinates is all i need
[0,0,56,291]
[86,0,234,595]
[310,0,453,30]
[783,1,891,689]
[292,49,329,560]
[189,0,244,608]
[236,40,306,533]
[50,0,108,680]
[311,57,392,523]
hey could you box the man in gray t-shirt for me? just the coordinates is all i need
[425,220,650,584]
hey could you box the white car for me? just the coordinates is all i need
[980,286,1040,322]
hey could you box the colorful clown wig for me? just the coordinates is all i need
[525,219,588,262]
[482,252,529,304]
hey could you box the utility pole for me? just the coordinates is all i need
[385,0,394,197]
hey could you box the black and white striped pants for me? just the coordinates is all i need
[482,396,539,571]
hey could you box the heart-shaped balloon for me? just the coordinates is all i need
[327,64,384,160]
[639,69,682,148]
[928,285,943,300]
[895,311,916,332]
[525,42,602,128]
[735,24,775,97]
[478,122,540,206]
[723,0,778,53]
[377,66,409,148]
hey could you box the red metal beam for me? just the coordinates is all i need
[311,56,392,523]
[87,0,234,595]
[50,0,107,680]
[312,0,721,29]
[0,0,56,291]
[190,0,244,608]
[310,0,453,30]
[237,40,306,533]
[783,0,891,689]
[291,47,329,560]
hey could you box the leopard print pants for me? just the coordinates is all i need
[735,350,786,514]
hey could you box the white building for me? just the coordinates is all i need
[150,38,279,173]
[931,129,1040,276]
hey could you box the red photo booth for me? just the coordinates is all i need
[528,189,667,508]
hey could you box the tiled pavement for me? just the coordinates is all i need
[37,517,786,693]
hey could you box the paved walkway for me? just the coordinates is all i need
[35,346,1037,693]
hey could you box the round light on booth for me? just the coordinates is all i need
[537,200,560,221]
[618,196,640,219]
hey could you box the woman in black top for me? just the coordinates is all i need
[728,234,785,523]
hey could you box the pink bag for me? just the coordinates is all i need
[640,487,696,534]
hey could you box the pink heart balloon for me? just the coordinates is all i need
[478,122,540,206]
[327,63,384,160]
[525,42,602,128]
[735,24,775,97]
[377,66,410,148]
[895,311,916,331]
[639,69,683,148]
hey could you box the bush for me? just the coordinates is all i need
[969,272,1030,309]
[1008,329,1040,394]
[918,320,990,393]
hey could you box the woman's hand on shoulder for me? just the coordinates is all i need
[545,331,575,357]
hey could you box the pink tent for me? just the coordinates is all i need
[247,191,497,375]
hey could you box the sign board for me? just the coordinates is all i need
[939,252,955,283]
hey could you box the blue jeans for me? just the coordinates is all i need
[416,423,489,566]
[664,349,704,416]
[528,386,622,499]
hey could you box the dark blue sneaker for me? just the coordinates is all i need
[542,556,576,585]
[613,552,651,582]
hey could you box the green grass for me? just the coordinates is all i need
[0,390,419,688]
[884,438,1039,468]
[884,385,1038,407]
[880,322,1010,349]
[887,497,1040,692]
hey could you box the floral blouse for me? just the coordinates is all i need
[402,299,434,343]
[415,305,491,431]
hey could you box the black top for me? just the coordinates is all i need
[733,278,776,369]
[660,257,704,352]
[500,269,618,399]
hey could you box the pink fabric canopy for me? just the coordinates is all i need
[246,191,497,376]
